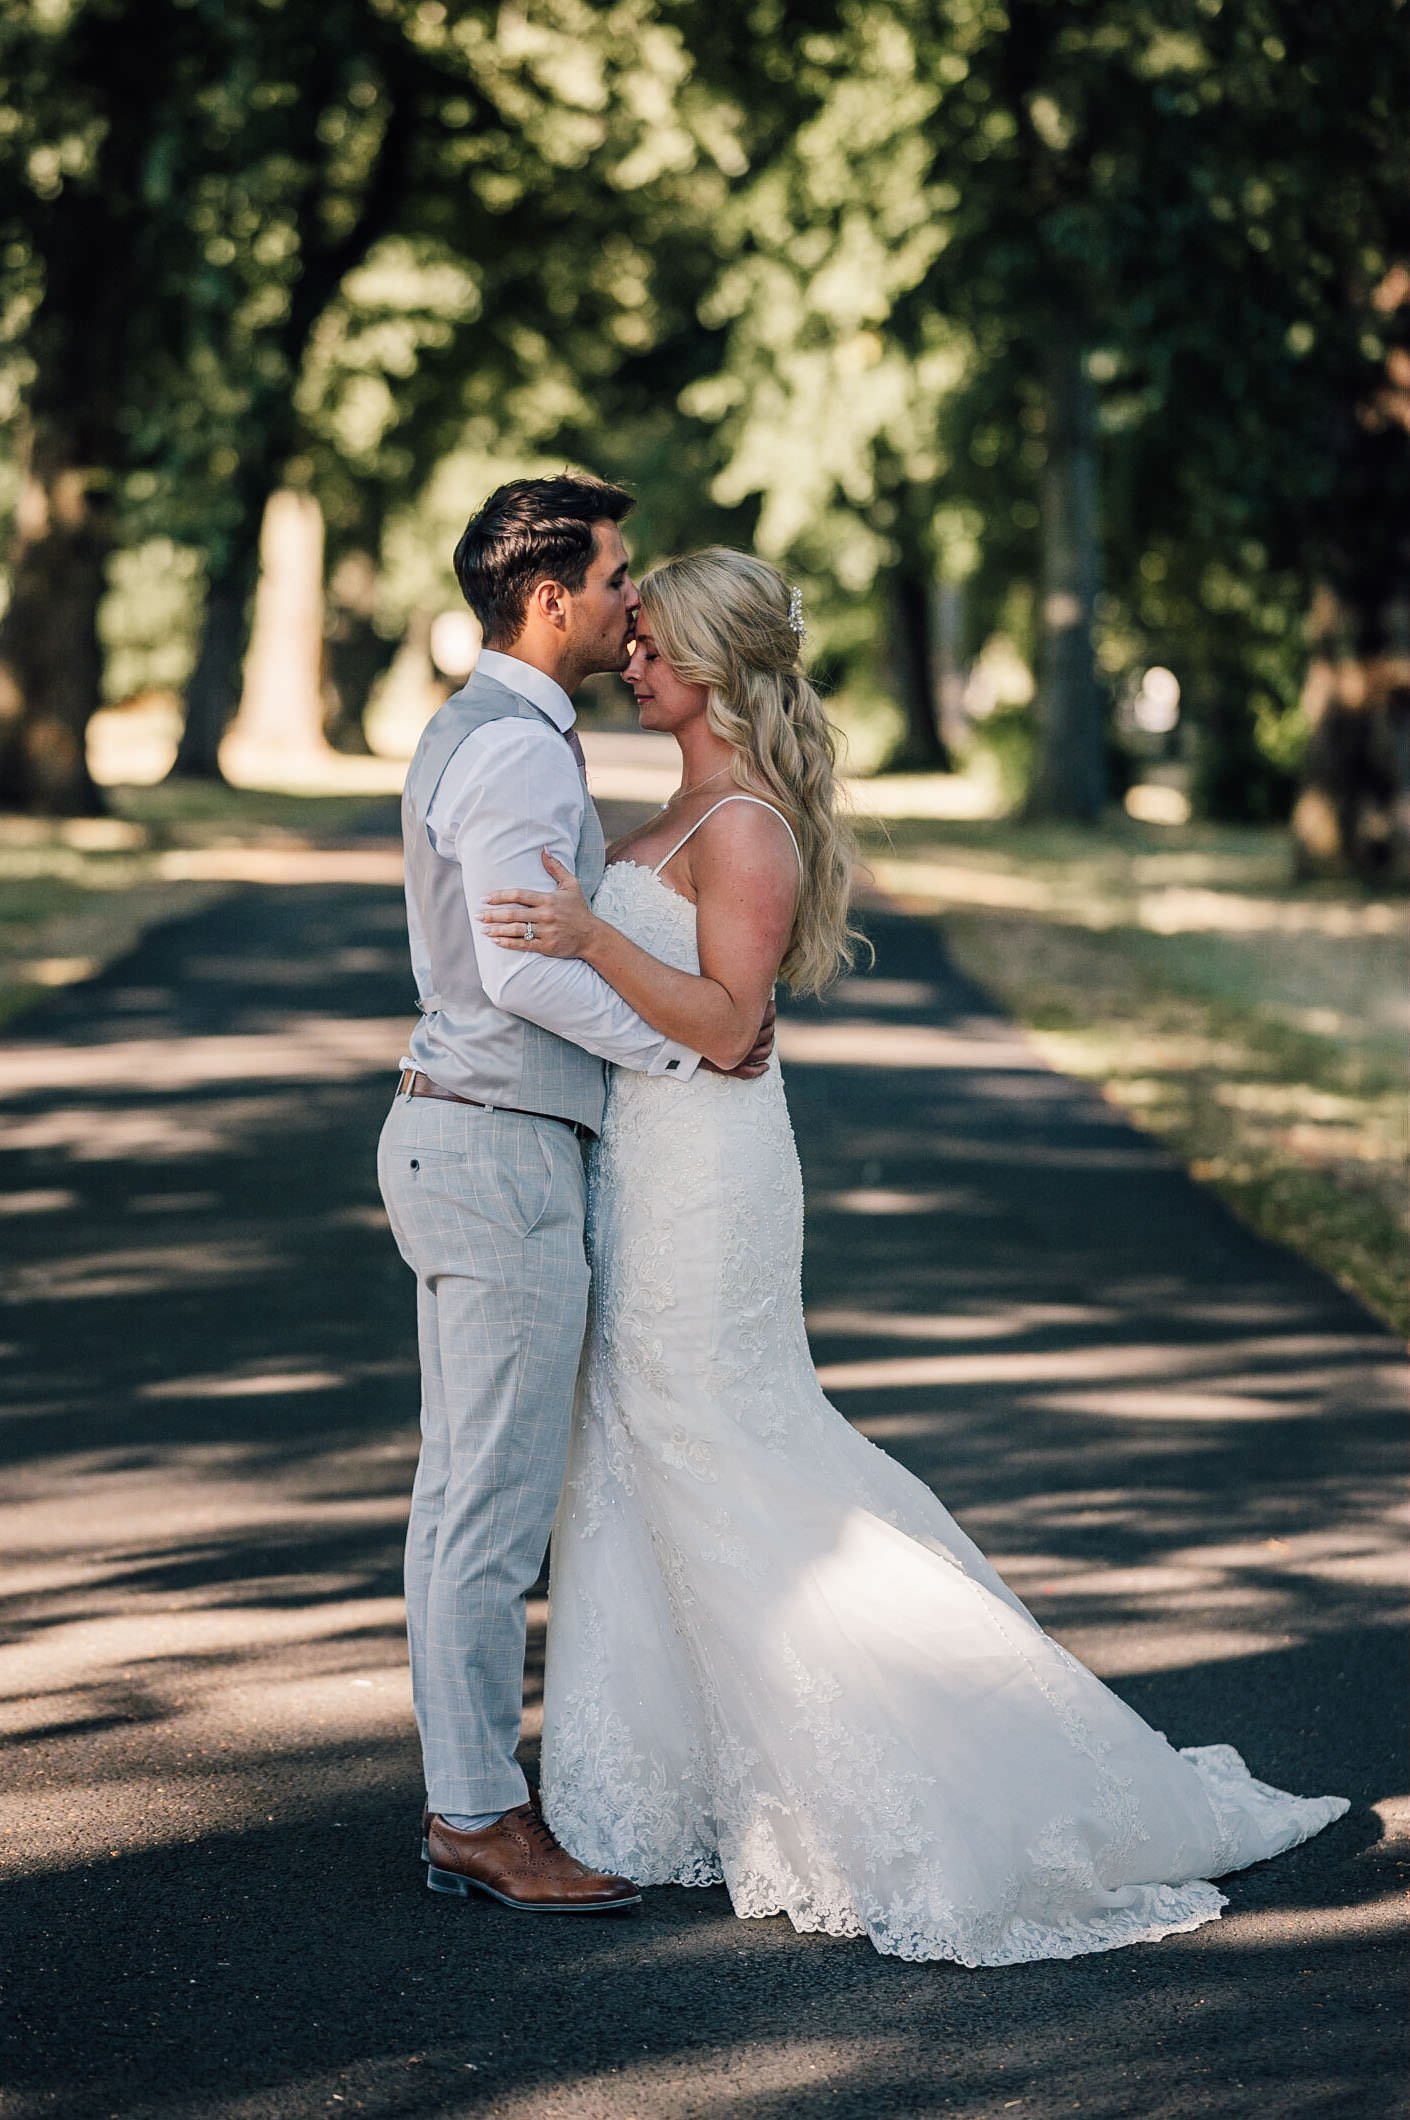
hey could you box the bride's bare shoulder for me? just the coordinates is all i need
[691,793,802,891]
[705,791,798,846]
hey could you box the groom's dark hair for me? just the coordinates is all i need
[453,472,635,647]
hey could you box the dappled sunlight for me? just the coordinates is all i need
[0,868,1398,2119]
[2,881,236,1018]
[808,1302,1118,1340]
[1217,1891,1410,1943]
[155,845,403,886]
[1038,1025,1405,1175]
[871,855,1070,916]
[217,754,414,797]
[779,1016,1046,1070]
[862,826,1408,1065]
[1017,1006,1407,1334]
[1039,1385,1326,1422]
[10,1237,273,1302]
[0,1186,79,1215]
[0,1596,407,1712]
[0,1018,408,1095]
[1371,1793,1409,1847]
[0,784,406,1023]
[819,1331,1397,1406]
[0,1673,411,1883]
[87,695,411,798]
[1169,1522,1410,1592]
[812,1121,1171,1174]
[1038,1027,1251,1074]
[1214,1075,1396,1138]
[848,773,1001,822]
[818,1185,978,1215]
[485,2034,897,2120]
[579,730,1003,823]
[827,975,943,1008]
[890,872,1410,1082]
[0,1447,415,1580]
[860,816,1407,1337]
[997,1486,1403,1676]
[0,1427,419,1881]
[863,823,1403,936]
[139,1369,346,1402]
[1138,885,1404,942]
[980,1496,1408,1675]
[1056,1623,1296,1678]
[1,1098,294,1161]
[0,1,1400,2096]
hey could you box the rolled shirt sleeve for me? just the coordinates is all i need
[427,717,700,1080]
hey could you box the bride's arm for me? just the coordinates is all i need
[480,805,798,1071]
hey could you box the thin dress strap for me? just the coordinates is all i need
[652,795,804,877]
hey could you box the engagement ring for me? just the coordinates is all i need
[524,921,536,941]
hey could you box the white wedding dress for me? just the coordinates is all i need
[540,846,1347,1966]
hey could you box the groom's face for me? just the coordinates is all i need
[564,521,640,676]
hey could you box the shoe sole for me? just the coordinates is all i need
[426,1863,642,1913]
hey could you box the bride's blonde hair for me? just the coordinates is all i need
[638,547,865,996]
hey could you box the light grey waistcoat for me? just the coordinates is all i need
[401,669,607,1132]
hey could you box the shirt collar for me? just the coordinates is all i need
[475,648,576,733]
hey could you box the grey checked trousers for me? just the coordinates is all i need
[377,1092,590,1816]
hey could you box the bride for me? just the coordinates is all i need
[478,547,1346,1967]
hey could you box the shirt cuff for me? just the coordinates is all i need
[647,1039,701,1080]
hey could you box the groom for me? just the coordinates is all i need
[380,473,765,1914]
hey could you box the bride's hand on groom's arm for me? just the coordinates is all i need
[480,850,599,959]
[485,820,791,1072]
[480,853,774,1074]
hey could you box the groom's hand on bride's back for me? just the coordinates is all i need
[703,995,776,1080]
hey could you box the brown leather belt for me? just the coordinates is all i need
[397,1069,594,1141]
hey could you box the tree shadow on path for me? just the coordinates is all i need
[0,842,1404,2119]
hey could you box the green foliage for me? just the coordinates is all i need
[967,703,1037,815]
[98,541,204,701]
[1,0,1403,809]
[684,0,1408,795]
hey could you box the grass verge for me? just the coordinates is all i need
[855,811,1408,1336]
[0,782,388,1029]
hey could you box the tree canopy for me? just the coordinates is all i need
[0,0,1405,865]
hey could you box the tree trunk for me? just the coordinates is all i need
[169,35,417,785]
[933,578,970,757]
[168,543,259,780]
[1291,584,1410,881]
[1026,332,1105,821]
[168,460,273,784]
[1291,268,1410,881]
[0,1,167,817]
[0,420,107,816]
[323,548,394,754]
[885,546,951,770]
[221,488,334,780]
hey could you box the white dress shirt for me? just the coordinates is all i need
[403,648,699,1079]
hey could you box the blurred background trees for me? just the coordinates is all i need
[0,0,1405,873]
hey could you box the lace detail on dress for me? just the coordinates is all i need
[539,861,1349,1966]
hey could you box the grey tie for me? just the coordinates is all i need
[565,723,586,774]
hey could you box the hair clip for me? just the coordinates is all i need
[787,586,806,639]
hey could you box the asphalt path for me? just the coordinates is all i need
[1,800,1404,2120]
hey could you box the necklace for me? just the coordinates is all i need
[660,764,733,811]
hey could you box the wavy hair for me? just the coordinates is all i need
[454,472,633,645]
[638,548,866,996]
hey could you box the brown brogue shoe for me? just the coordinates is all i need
[425,1805,641,1914]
